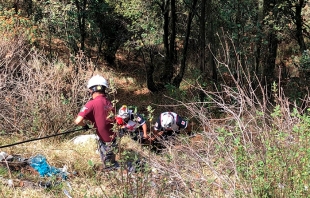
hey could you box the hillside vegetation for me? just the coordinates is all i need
[1,1,310,197]
[0,27,310,198]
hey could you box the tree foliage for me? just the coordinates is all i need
[0,0,310,92]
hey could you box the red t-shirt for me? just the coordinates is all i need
[78,95,115,142]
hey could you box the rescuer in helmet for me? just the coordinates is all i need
[74,74,118,169]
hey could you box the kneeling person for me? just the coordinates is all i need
[154,112,188,140]
[115,105,149,142]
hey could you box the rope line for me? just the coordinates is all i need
[0,128,88,149]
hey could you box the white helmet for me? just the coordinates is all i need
[87,75,109,89]
[118,105,129,119]
[161,113,174,128]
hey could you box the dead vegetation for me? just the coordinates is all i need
[1,29,310,198]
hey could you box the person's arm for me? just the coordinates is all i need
[142,123,148,138]
[152,129,164,140]
[75,102,93,130]
[176,114,187,129]
[153,116,164,137]
[135,114,149,139]
[74,115,87,127]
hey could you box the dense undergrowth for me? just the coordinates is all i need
[1,32,310,198]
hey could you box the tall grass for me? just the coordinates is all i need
[1,31,310,198]
[154,40,310,197]
[0,32,94,137]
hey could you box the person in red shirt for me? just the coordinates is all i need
[74,75,117,169]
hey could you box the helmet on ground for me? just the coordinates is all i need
[161,113,174,129]
[87,75,109,89]
[118,105,129,119]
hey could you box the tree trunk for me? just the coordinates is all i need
[263,32,278,82]
[74,0,87,52]
[145,63,158,92]
[295,0,306,52]
[169,0,176,65]
[199,0,206,102]
[207,0,217,83]
[142,47,159,92]
[160,0,175,84]
[199,0,206,77]
[255,0,264,83]
[262,0,278,87]
[172,0,198,88]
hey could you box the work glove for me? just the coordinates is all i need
[115,117,124,125]
[82,124,90,131]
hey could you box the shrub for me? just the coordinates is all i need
[0,32,90,137]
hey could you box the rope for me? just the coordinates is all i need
[0,128,88,149]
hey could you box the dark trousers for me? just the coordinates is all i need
[98,139,117,168]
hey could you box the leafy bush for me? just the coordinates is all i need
[300,49,310,70]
